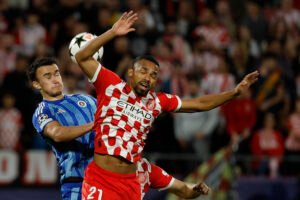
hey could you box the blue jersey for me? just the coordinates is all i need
[32,94,96,183]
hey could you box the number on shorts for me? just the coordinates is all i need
[87,186,103,200]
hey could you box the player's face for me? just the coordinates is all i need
[33,64,64,99]
[128,60,159,96]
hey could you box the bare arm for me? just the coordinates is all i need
[43,121,94,142]
[169,179,210,199]
[179,71,259,112]
[75,11,138,80]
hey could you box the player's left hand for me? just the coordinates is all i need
[234,70,259,96]
[193,182,210,195]
[111,11,138,36]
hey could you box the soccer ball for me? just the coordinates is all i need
[68,32,104,64]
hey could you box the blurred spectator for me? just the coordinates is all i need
[194,8,230,49]
[283,98,300,176]
[285,98,300,152]
[222,90,257,153]
[127,0,155,31]
[129,11,156,57]
[105,0,122,24]
[215,0,236,40]
[29,0,53,28]
[174,77,220,161]
[269,18,290,43]
[229,40,258,82]
[110,36,131,72]
[152,40,173,89]
[274,0,300,32]
[161,60,189,97]
[0,92,23,149]
[253,53,285,117]
[0,33,17,84]
[235,25,261,58]
[93,6,113,34]
[184,35,222,74]
[63,71,86,95]
[0,0,9,33]
[200,56,235,94]
[32,41,52,59]
[296,74,300,97]
[163,19,191,64]
[251,113,285,178]
[176,0,196,37]
[242,0,268,44]
[14,11,47,56]
[1,54,39,148]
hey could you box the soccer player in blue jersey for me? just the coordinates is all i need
[28,57,96,200]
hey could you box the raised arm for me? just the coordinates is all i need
[169,179,210,199]
[43,121,94,142]
[75,11,138,80]
[179,71,259,112]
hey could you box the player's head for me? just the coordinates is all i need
[128,55,159,96]
[27,57,64,99]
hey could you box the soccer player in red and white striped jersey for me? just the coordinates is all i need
[76,11,259,200]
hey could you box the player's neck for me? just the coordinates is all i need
[42,93,64,101]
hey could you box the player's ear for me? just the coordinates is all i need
[32,81,41,90]
[127,68,134,78]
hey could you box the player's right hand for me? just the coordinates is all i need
[193,182,210,195]
[111,11,138,36]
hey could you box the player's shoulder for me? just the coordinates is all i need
[138,158,152,172]
[154,92,179,101]
[71,93,96,103]
[33,101,49,117]
[32,101,52,124]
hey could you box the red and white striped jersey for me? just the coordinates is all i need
[0,108,22,149]
[193,25,230,48]
[91,64,181,162]
[137,158,174,199]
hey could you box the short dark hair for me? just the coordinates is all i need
[27,57,58,81]
[133,55,160,67]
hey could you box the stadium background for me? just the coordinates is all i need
[0,0,299,199]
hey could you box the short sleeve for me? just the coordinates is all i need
[149,163,175,191]
[158,93,182,112]
[32,105,55,136]
[89,63,122,95]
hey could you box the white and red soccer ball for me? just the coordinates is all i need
[69,32,104,63]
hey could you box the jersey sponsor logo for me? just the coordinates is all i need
[38,114,48,124]
[77,100,87,107]
[117,101,152,121]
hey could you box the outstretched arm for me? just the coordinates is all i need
[75,11,138,80]
[43,121,94,142]
[179,71,259,112]
[169,179,210,199]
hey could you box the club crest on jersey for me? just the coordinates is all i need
[166,94,173,99]
[145,99,155,110]
[77,100,87,107]
[38,114,48,124]
[138,172,148,184]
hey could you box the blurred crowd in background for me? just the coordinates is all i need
[0,0,300,179]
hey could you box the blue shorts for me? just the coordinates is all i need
[61,182,82,200]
